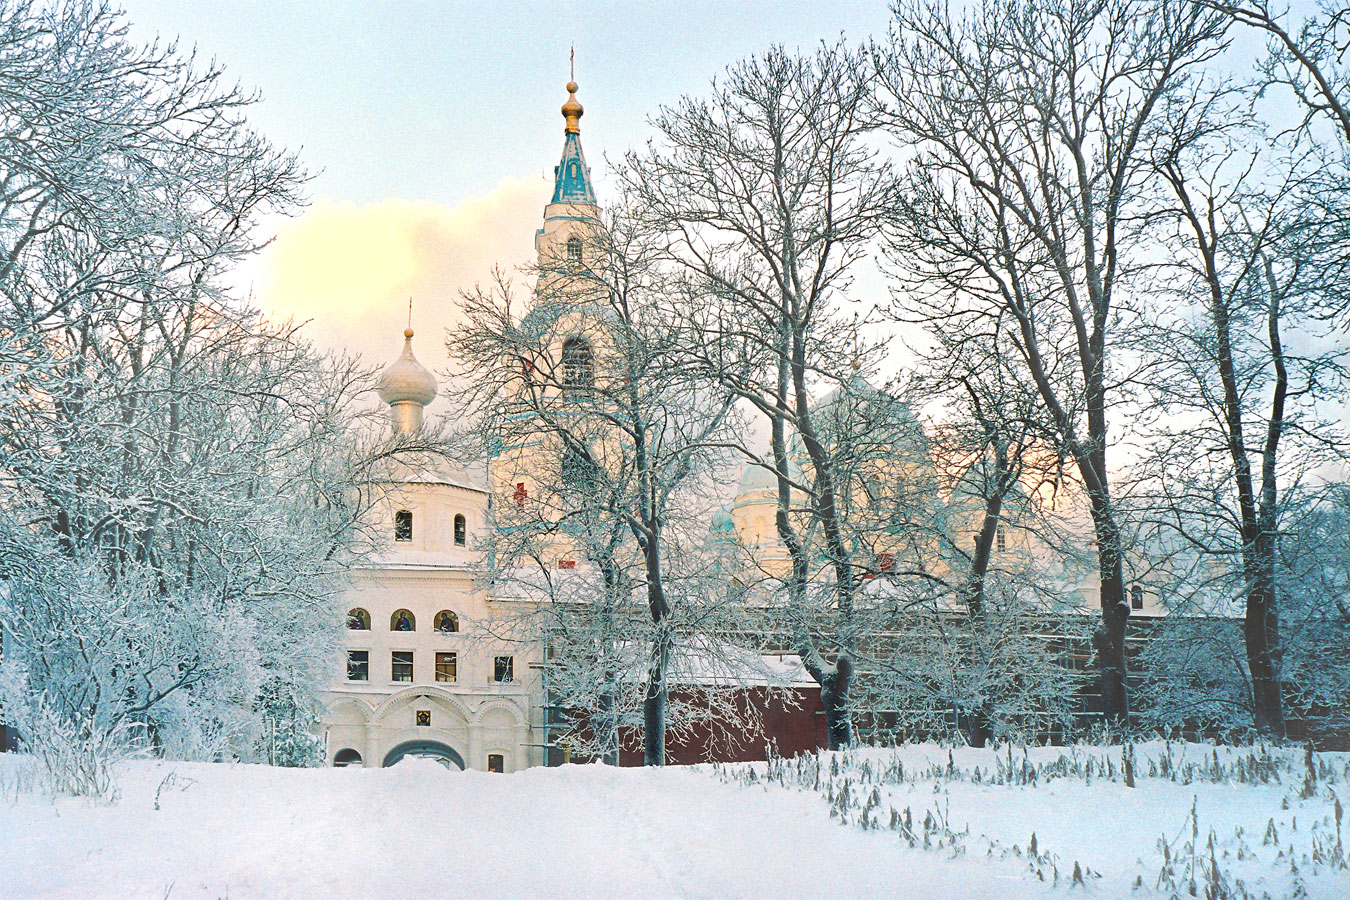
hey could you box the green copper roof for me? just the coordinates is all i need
[552,132,597,205]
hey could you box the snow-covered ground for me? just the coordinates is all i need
[0,743,1346,900]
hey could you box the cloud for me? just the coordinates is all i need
[253,175,551,368]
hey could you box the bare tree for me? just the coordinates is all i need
[449,204,746,765]
[1205,1,1350,145]
[618,44,895,749]
[894,328,1083,744]
[875,0,1228,724]
[1133,63,1349,736]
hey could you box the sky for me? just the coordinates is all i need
[120,1,898,367]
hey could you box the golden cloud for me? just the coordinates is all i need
[254,175,551,368]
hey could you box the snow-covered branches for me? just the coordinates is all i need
[449,206,761,765]
[0,1,386,794]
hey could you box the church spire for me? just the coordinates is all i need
[552,78,596,206]
[535,72,601,284]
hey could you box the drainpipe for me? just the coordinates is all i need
[540,634,551,767]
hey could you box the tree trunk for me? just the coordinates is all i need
[820,658,854,750]
[1246,543,1286,738]
[1080,440,1130,726]
[964,477,1004,746]
[643,626,670,766]
[597,671,619,766]
[965,709,994,748]
[640,528,671,767]
[1094,550,1131,728]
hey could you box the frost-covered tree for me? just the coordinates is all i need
[1132,64,1349,737]
[449,205,758,765]
[1206,1,1350,148]
[1278,485,1350,739]
[0,314,389,790]
[863,332,1088,746]
[0,0,396,794]
[1135,485,1350,741]
[618,44,895,749]
[875,0,1228,724]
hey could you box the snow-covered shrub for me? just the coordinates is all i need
[1135,486,1350,744]
[253,676,326,767]
[856,579,1090,744]
[0,661,127,799]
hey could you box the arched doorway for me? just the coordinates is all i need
[382,740,465,770]
[333,748,363,767]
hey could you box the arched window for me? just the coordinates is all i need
[1130,585,1145,610]
[391,608,416,632]
[333,748,363,767]
[567,235,583,266]
[434,610,459,634]
[995,525,1006,553]
[394,509,413,542]
[561,337,593,395]
[453,514,466,546]
[346,608,371,630]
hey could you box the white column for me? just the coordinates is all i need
[467,723,483,771]
[364,723,380,768]
[516,724,530,771]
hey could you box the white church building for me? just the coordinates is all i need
[318,81,605,772]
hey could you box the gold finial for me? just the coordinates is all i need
[405,297,414,339]
[562,51,583,134]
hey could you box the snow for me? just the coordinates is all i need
[1,743,1347,900]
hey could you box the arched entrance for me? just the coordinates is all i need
[333,748,363,767]
[382,740,466,769]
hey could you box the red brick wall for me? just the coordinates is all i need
[617,686,826,766]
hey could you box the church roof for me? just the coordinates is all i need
[552,131,597,206]
[376,329,438,407]
[377,455,489,494]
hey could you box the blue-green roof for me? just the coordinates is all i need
[552,132,597,205]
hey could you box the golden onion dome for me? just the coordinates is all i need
[376,328,438,408]
[562,81,583,133]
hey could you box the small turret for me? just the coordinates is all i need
[376,327,437,433]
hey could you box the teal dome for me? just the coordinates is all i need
[737,459,800,496]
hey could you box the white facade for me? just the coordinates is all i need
[321,470,543,771]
